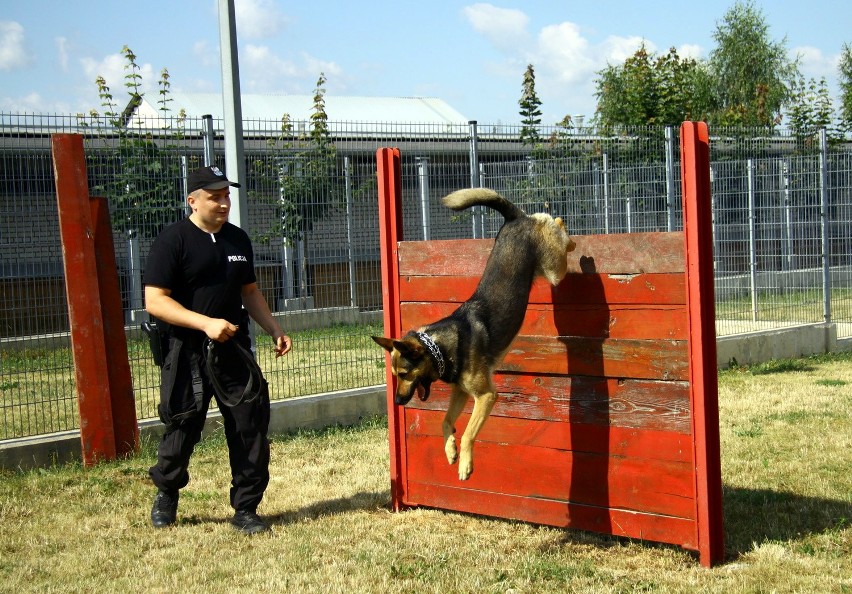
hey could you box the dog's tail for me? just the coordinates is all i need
[442,188,524,222]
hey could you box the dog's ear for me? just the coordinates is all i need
[371,336,396,352]
[394,337,425,360]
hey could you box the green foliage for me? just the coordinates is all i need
[838,43,852,135]
[594,44,716,128]
[785,75,841,150]
[708,0,798,128]
[251,73,344,246]
[83,46,186,238]
[519,64,543,147]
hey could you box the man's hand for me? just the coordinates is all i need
[273,334,292,358]
[203,318,239,342]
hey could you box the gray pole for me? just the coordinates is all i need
[202,114,215,166]
[664,126,675,231]
[468,120,481,238]
[819,128,832,323]
[344,156,357,307]
[747,159,758,322]
[217,0,247,229]
[417,157,431,240]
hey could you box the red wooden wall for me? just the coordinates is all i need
[375,122,723,566]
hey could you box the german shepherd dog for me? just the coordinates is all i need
[373,188,576,480]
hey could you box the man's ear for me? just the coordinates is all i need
[371,336,395,352]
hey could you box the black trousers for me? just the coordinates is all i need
[149,337,271,512]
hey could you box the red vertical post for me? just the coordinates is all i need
[89,196,139,457]
[680,121,725,566]
[376,148,407,510]
[52,133,117,465]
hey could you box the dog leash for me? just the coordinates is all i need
[204,338,265,407]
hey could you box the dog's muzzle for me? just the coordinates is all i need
[394,378,432,406]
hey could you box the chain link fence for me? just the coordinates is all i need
[1,114,850,440]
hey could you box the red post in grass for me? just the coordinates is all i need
[376,148,407,510]
[51,133,138,465]
[680,121,725,566]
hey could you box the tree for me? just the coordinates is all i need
[594,44,715,127]
[518,64,543,146]
[786,75,837,147]
[838,43,852,135]
[708,0,799,127]
[85,46,184,238]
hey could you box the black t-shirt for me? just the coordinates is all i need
[144,219,257,336]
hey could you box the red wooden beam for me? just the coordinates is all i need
[51,133,117,465]
[376,148,407,509]
[681,121,725,566]
[89,196,139,457]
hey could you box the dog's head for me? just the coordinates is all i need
[371,334,435,405]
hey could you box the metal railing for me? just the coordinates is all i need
[1,114,850,440]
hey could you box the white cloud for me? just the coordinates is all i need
[793,45,838,81]
[678,44,703,60]
[80,52,156,102]
[235,0,289,40]
[241,44,342,93]
[56,37,69,72]
[462,3,530,51]
[0,21,33,71]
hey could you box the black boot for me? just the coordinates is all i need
[231,509,270,534]
[150,489,179,528]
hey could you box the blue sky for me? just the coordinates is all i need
[1,0,849,125]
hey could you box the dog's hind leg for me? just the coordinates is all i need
[443,386,469,466]
[458,388,497,480]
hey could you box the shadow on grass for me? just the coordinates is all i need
[723,485,851,556]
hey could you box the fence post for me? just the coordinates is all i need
[468,120,483,238]
[665,125,676,231]
[602,152,611,234]
[781,159,793,271]
[819,128,832,323]
[417,157,431,240]
[747,159,758,322]
[202,114,215,166]
[344,156,357,307]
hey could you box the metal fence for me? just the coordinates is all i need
[1,114,850,441]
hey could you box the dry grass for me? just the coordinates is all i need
[1,352,850,593]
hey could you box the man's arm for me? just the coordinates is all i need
[241,282,292,357]
[144,285,239,342]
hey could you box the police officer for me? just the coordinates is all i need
[144,165,292,534]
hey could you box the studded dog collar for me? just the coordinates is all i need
[415,331,445,378]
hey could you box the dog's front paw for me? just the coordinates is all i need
[444,438,458,465]
[458,454,473,481]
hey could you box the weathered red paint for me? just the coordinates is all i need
[51,134,139,465]
[376,125,723,566]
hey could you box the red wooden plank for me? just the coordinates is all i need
[400,301,688,340]
[405,408,693,462]
[90,196,139,457]
[400,272,687,306]
[51,133,117,466]
[398,232,684,277]
[405,481,699,551]
[405,435,695,518]
[412,374,692,434]
[376,147,408,510]
[681,121,724,566]
[503,336,689,381]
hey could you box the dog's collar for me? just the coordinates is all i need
[415,331,445,378]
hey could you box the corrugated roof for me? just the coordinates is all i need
[135,92,469,125]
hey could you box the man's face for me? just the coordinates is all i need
[189,187,231,228]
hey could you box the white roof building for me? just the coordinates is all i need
[128,92,470,130]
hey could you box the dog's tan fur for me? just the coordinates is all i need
[373,188,575,480]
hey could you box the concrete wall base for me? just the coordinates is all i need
[4,322,851,471]
[0,385,386,472]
